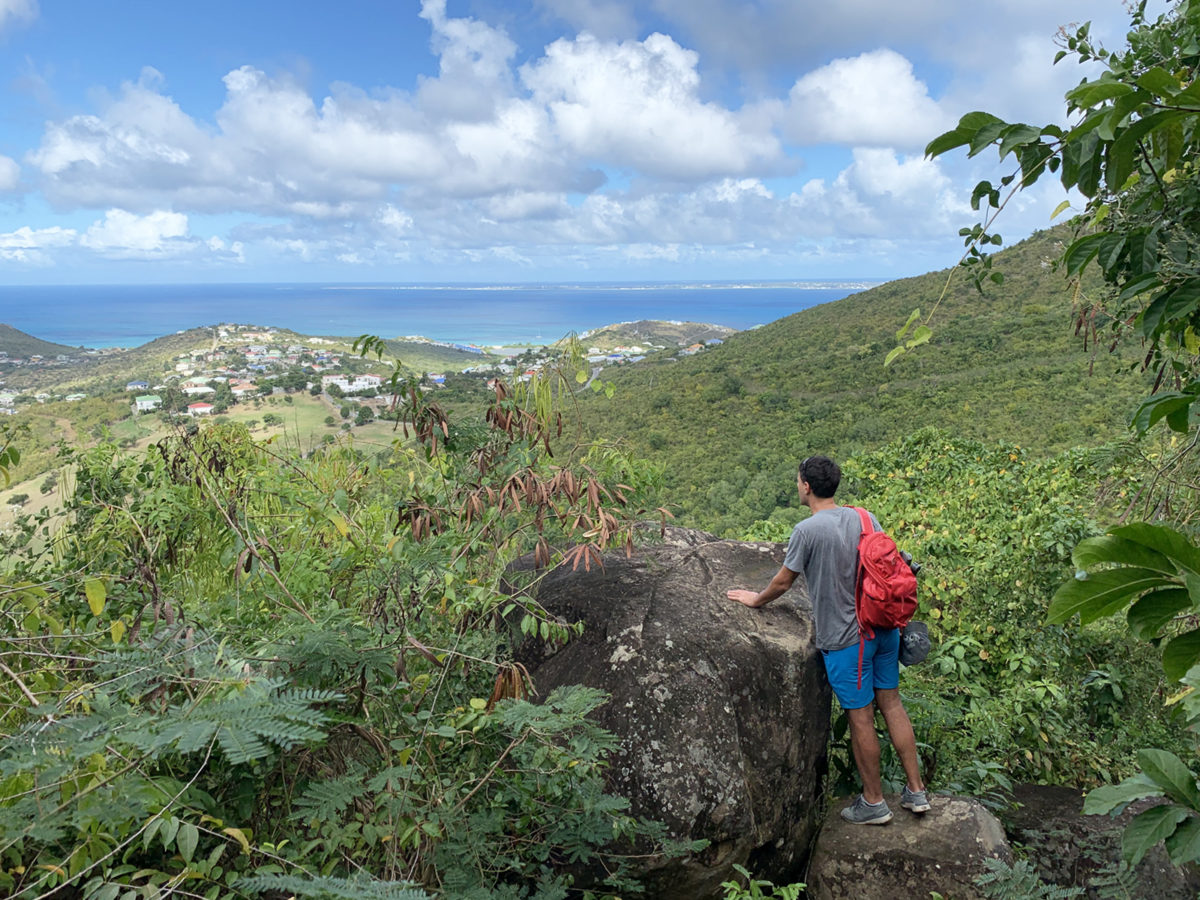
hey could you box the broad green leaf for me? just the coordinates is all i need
[884,346,905,367]
[1066,79,1135,107]
[958,111,1007,130]
[968,121,1009,157]
[1118,272,1163,303]
[84,579,106,617]
[1096,232,1128,274]
[1048,567,1173,625]
[1178,78,1200,104]
[1137,66,1182,97]
[1083,774,1163,814]
[1106,133,1135,193]
[1074,130,1103,197]
[925,127,972,158]
[110,620,127,645]
[1110,523,1200,574]
[1163,630,1200,682]
[1125,226,1160,277]
[161,816,180,850]
[997,123,1043,159]
[1071,534,1175,574]
[1121,804,1190,866]
[1061,232,1107,277]
[1163,116,1185,172]
[1132,393,1194,435]
[1109,110,1188,190]
[1164,816,1200,867]
[905,325,932,349]
[143,817,164,851]
[1050,199,1072,220]
[896,308,921,341]
[177,821,199,863]
[1141,278,1200,338]
[1128,588,1192,640]
[1138,749,1200,808]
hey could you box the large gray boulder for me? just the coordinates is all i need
[515,527,830,899]
[807,794,1011,900]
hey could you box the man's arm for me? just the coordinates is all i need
[726,565,798,608]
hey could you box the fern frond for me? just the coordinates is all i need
[235,873,429,899]
[292,765,370,823]
[975,857,1083,899]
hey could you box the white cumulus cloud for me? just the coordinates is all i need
[782,49,952,149]
[523,31,783,179]
[80,209,191,257]
[0,225,76,264]
[788,148,964,239]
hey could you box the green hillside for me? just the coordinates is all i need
[578,320,735,350]
[0,324,83,357]
[578,227,1152,533]
[2,326,494,393]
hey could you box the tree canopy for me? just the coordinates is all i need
[920,0,1200,434]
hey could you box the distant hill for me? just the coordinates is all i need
[579,320,735,351]
[0,324,499,392]
[0,324,83,358]
[578,227,1153,533]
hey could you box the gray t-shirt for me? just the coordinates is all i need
[783,506,878,652]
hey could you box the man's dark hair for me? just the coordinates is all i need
[799,456,841,498]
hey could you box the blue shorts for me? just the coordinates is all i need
[822,628,900,710]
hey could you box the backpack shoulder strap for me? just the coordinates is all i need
[851,506,875,535]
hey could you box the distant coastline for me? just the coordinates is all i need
[0,281,875,349]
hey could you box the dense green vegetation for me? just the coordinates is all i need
[576,228,1152,534]
[6,3,1200,893]
[0,345,696,899]
[919,0,1200,875]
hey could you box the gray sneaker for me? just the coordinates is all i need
[901,786,931,813]
[840,795,892,825]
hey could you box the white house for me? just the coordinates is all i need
[134,395,162,413]
[187,402,214,417]
[322,373,384,393]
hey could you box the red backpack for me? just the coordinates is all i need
[851,507,918,687]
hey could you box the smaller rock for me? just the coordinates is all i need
[806,794,1011,900]
[1002,784,1200,898]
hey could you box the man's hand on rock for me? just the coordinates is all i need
[727,589,761,607]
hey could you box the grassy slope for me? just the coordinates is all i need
[0,324,84,357]
[577,227,1152,530]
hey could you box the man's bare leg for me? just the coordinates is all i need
[846,703,884,803]
[875,687,924,792]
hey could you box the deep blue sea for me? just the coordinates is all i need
[0,281,877,349]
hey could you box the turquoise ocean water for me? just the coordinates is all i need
[0,282,876,348]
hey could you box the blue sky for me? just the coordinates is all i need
[0,0,1155,284]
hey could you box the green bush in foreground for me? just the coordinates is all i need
[0,340,688,899]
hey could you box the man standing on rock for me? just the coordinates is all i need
[726,455,929,825]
